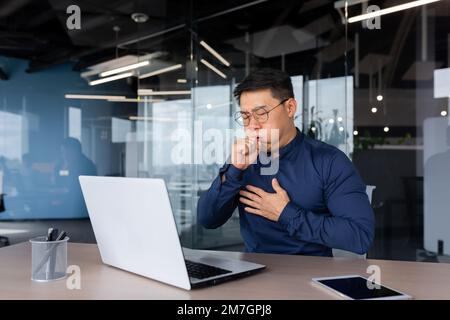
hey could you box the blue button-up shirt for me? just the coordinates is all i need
[197,129,374,256]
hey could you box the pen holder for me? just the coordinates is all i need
[30,236,69,282]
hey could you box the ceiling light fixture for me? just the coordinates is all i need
[200,59,227,79]
[131,12,149,23]
[200,40,231,67]
[65,94,127,100]
[139,64,183,79]
[347,0,442,23]
[107,98,164,103]
[89,72,133,86]
[138,89,191,96]
[100,61,149,77]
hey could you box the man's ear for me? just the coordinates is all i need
[286,98,297,118]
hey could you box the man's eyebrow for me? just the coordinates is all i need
[250,105,266,111]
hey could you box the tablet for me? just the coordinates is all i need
[312,275,412,300]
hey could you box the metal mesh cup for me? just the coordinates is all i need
[30,236,69,282]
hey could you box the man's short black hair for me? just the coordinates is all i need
[233,68,294,104]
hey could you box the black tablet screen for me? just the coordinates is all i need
[317,276,406,300]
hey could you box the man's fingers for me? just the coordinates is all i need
[272,178,284,193]
[239,190,260,201]
[245,139,258,155]
[244,206,264,217]
[245,185,265,196]
[239,197,261,209]
[235,138,257,157]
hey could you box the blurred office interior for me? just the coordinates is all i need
[1,0,450,263]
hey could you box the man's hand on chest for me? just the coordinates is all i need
[239,178,290,222]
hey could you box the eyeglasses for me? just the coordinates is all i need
[234,98,290,126]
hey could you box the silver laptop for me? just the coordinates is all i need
[79,176,265,290]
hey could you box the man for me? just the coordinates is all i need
[197,68,374,257]
[54,137,97,217]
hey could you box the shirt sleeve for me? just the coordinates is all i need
[277,150,375,255]
[197,164,246,229]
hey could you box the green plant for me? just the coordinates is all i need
[354,130,387,151]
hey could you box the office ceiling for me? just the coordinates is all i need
[0,0,449,88]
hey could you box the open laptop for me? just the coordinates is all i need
[79,176,265,290]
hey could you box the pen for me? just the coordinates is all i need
[45,228,58,278]
[48,231,66,278]
[46,228,53,241]
[50,228,59,242]
[55,231,66,241]
[35,230,67,278]
[45,228,54,278]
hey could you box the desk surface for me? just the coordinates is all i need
[1,242,450,299]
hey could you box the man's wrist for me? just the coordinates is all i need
[276,201,290,219]
[278,202,303,227]
[220,163,244,182]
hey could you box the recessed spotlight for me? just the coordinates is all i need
[353,130,359,136]
[337,117,343,122]
[441,110,448,117]
[371,107,378,113]
[339,127,344,132]
[384,126,390,133]
[131,13,149,23]
[329,119,335,124]
[377,95,383,101]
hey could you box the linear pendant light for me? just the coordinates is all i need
[65,94,127,100]
[89,72,133,86]
[100,61,150,77]
[138,89,191,96]
[348,0,442,23]
[200,40,231,67]
[200,59,227,79]
[107,98,164,103]
[139,64,183,79]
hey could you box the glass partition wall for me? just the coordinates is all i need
[1,0,449,263]
[345,0,450,261]
[131,0,353,250]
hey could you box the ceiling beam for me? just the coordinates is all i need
[26,47,80,73]
[0,0,31,18]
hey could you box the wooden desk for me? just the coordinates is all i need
[1,242,450,299]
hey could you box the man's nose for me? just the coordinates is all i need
[247,115,262,130]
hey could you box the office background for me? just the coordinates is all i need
[0,0,449,263]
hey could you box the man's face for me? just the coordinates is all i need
[239,88,296,150]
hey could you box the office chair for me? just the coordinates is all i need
[332,185,376,259]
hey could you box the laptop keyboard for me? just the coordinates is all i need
[185,260,232,279]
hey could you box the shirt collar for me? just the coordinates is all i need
[278,127,303,158]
